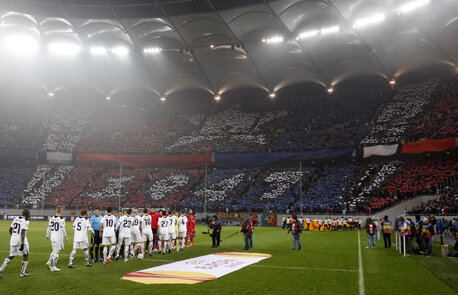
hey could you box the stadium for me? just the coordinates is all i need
[0,0,457,294]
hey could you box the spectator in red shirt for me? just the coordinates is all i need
[148,207,160,251]
[366,218,377,249]
[241,216,258,250]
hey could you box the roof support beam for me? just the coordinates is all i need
[158,6,217,95]
[205,0,272,93]
[325,0,391,78]
[264,2,328,87]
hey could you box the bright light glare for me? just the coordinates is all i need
[90,46,108,55]
[389,79,396,85]
[399,0,431,13]
[48,41,81,56]
[143,47,162,54]
[327,87,334,93]
[3,34,39,55]
[321,26,340,35]
[296,30,318,40]
[214,95,221,101]
[263,36,284,44]
[111,46,129,57]
[353,14,385,29]
[105,95,111,100]
[48,92,54,97]
[160,96,166,101]
[269,92,276,98]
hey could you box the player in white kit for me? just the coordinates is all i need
[0,209,31,278]
[130,208,142,258]
[116,208,132,262]
[68,208,94,268]
[177,210,188,251]
[46,206,68,272]
[167,210,177,252]
[100,207,117,264]
[141,208,153,256]
[157,210,169,254]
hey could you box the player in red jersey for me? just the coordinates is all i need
[189,211,196,246]
[147,207,160,252]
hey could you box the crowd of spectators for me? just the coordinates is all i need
[0,166,31,207]
[409,183,457,215]
[362,78,440,145]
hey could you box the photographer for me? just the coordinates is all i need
[241,216,257,250]
[209,215,222,248]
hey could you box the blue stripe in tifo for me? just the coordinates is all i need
[213,149,353,167]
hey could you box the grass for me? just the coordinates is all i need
[0,221,456,295]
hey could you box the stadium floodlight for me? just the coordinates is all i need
[47,41,81,56]
[160,96,166,102]
[296,30,319,40]
[105,95,111,100]
[143,47,162,54]
[48,92,54,97]
[320,26,340,35]
[389,79,396,85]
[3,34,39,56]
[263,36,284,44]
[353,13,386,29]
[90,46,108,55]
[327,87,334,94]
[214,95,221,101]
[111,46,129,57]
[210,44,214,48]
[398,0,431,13]
[269,92,276,98]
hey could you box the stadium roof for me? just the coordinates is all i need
[0,0,456,99]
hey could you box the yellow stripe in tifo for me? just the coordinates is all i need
[122,270,216,285]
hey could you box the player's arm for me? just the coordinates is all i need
[62,220,68,241]
[99,218,104,237]
[19,228,26,251]
[46,220,51,240]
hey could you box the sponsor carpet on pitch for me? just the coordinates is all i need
[122,252,271,284]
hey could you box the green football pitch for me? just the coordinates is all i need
[0,221,456,295]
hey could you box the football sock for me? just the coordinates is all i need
[84,251,90,264]
[116,244,121,257]
[89,246,94,259]
[21,261,28,275]
[52,254,59,268]
[108,246,116,258]
[69,250,77,265]
[124,246,129,259]
[0,258,11,271]
[103,247,108,262]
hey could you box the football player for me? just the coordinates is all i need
[46,206,68,272]
[0,209,31,278]
[68,208,93,268]
[100,207,117,264]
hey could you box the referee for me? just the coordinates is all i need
[210,215,222,248]
[89,208,102,262]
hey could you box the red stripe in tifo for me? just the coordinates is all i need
[124,273,215,282]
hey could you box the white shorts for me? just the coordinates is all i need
[158,233,169,241]
[178,231,187,238]
[142,232,153,242]
[168,232,177,240]
[131,231,142,243]
[73,241,89,250]
[102,235,117,246]
[10,244,29,256]
[118,236,131,245]
[51,240,64,252]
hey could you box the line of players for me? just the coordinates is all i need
[0,206,197,277]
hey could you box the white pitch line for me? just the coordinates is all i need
[358,230,365,295]
[249,264,358,273]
